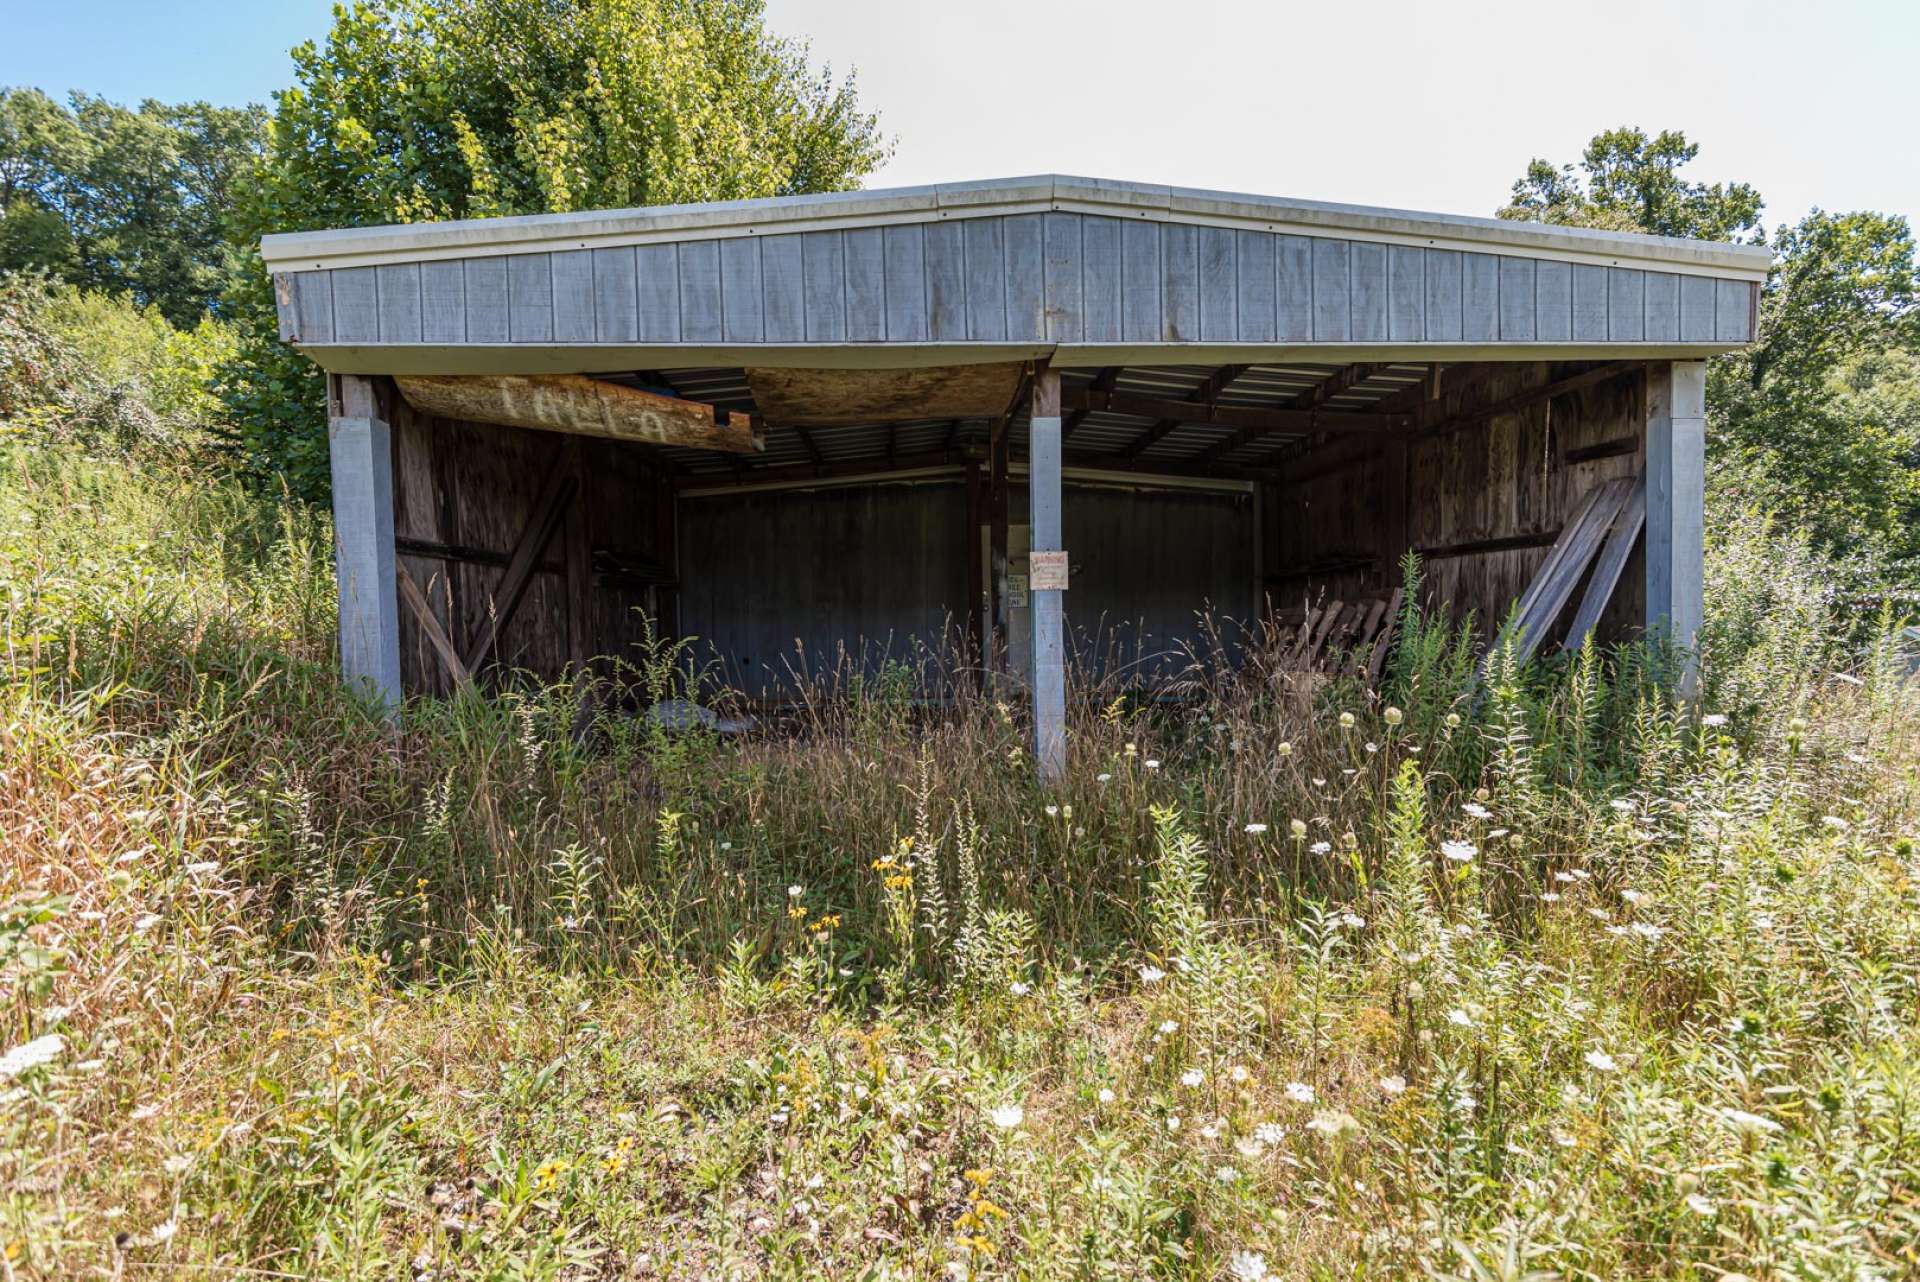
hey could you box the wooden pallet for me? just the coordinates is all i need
[1269,588,1404,682]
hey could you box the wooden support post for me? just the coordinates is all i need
[988,412,1011,679]
[1645,360,1706,693]
[328,374,403,714]
[1029,362,1066,784]
[964,459,985,672]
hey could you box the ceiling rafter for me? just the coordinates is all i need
[1111,364,1251,461]
[1186,363,1387,465]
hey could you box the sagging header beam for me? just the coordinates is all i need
[394,373,761,453]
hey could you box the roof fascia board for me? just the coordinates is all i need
[262,173,1773,281]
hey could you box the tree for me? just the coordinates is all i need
[219,0,889,497]
[0,88,263,326]
[1499,127,1763,243]
[1499,128,1920,592]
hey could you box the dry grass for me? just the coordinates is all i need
[3,446,1919,1280]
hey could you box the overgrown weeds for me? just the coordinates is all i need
[3,444,1918,1279]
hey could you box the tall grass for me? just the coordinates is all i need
[3,443,1917,1279]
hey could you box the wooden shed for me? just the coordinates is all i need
[261,175,1769,778]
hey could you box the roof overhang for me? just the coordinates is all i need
[264,174,1772,281]
[264,174,1770,373]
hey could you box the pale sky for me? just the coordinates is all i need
[6,0,1915,233]
[765,0,1920,234]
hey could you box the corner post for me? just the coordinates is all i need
[1644,360,1706,693]
[1028,362,1066,783]
[328,373,402,715]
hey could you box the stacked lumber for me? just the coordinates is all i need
[1269,588,1405,683]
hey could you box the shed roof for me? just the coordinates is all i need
[264,174,1771,375]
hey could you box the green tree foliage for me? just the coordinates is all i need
[0,88,263,326]
[219,0,889,498]
[0,272,235,454]
[1500,127,1920,592]
[1499,127,1763,242]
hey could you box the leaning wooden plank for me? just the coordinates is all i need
[397,563,471,689]
[1346,598,1389,674]
[1286,600,1333,668]
[394,374,759,453]
[1564,474,1647,652]
[1509,479,1632,662]
[1509,482,1615,630]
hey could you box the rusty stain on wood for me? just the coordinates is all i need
[745,363,1025,426]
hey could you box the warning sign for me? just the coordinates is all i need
[1029,550,1070,591]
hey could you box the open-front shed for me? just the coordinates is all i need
[262,175,1769,777]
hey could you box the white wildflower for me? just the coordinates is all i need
[1285,1081,1315,1104]
[1165,1115,1181,1132]
[1608,798,1635,814]
[1144,759,1161,771]
[1701,713,1728,727]
[1159,1019,1179,1035]
[1276,741,1293,758]
[1044,804,1059,817]
[1447,1008,1472,1028]
[1630,921,1664,940]
[0,1034,66,1081]
[1096,772,1112,783]
[1379,1075,1407,1095]
[1009,981,1031,997]
[1243,822,1269,835]
[1383,706,1404,726]
[1138,965,1167,984]
[1307,1110,1358,1137]
[787,885,803,898]
[1583,1049,1617,1072]
[1229,1251,1269,1282]
[1461,802,1492,820]
[1309,841,1331,856]
[1229,1064,1250,1084]
[1098,1088,1116,1104]
[1254,1121,1286,1145]
[989,1103,1025,1130]
[1181,1068,1205,1088]
[1440,839,1477,863]
[1289,818,1308,838]
[1340,912,1365,930]
[1215,1164,1239,1182]
[1338,711,1356,729]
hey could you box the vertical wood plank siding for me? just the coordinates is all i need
[278,214,1756,349]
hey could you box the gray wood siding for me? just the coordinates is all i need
[280,214,1758,349]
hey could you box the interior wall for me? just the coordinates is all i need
[675,477,1256,697]
[676,480,969,695]
[1270,362,1646,643]
[387,382,675,696]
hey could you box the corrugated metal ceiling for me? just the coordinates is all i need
[606,361,1423,479]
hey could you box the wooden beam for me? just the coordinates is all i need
[1072,385,1407,446]
[394,373,759,453]
[989,410,1010,678]
[462,440,579,674]
[397,563,471,689]
[1188,363,1385,465]
[791,423,825,465]
[1114,364,1250,461]
[964,460,984,670]
[1061,366,1120,442]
